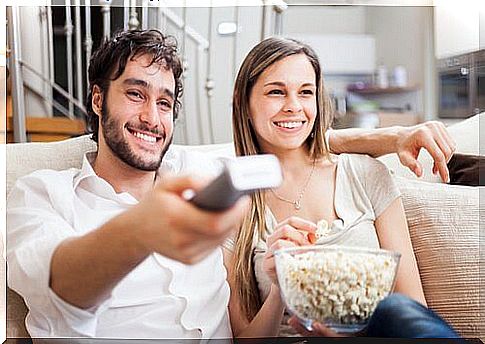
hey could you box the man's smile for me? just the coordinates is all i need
[126,126,164,145]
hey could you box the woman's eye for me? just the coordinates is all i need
[301,89,314,95]
[268,89,284,95]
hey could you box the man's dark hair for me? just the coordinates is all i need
[85,29,183,143]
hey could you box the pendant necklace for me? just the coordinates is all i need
[270,160,316,211]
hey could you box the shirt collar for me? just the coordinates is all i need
[72,150,180,192]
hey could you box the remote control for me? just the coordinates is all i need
[187,154,282,211]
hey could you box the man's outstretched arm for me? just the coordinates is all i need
[328,121,456,183]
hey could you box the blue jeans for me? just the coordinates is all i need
[366,293,461,338]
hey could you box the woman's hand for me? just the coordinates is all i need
[263,216,317,285]
[288,316,346,337]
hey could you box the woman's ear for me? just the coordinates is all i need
[92,85,103,117]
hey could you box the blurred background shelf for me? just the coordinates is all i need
[347,85,420,95]
[332,111,420,129]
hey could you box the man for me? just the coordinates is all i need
[7,29,455,339]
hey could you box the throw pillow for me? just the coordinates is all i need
[395,176,483,339]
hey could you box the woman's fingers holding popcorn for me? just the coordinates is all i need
[275,217,317,244]
[268,225,310,247]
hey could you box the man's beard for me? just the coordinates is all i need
[101,101,172,171]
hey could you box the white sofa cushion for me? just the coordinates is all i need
[395,176,483,339]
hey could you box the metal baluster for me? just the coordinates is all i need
[158,4,166,33]
[205,4,215,143]
[7,6,27,142]
[74,0,83,104]
[273,3,287,36]
[101,2,111,39]
[46,6,55,114]
[85,0,93,87]
[129,0,139,30]
[39,7,52,117]
[124,0,130,30]
[194,45,204,145]
[232,4,239,82]
[181,4,191,144]
[65,1,75,119]
[141,0,148,30]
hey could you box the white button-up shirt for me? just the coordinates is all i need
[7,148,232,339]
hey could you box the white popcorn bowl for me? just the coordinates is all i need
[274,245,401,334]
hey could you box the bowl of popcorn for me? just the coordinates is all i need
[274,245,401,333]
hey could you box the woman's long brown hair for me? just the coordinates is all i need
[231,37,333,320]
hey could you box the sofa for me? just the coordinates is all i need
[5,114,484,340]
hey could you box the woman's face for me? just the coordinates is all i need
[248,53,317,154]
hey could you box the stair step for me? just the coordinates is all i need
[6,116,86,143]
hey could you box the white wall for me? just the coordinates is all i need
[283,5,366,35]
[365,6,436,119]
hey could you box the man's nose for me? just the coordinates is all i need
[139,100,160,128]
[282,94,303,114]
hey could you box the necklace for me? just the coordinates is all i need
[270,160,316,211]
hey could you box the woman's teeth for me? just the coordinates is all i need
[133,131,157,143]
[274,121,303,129]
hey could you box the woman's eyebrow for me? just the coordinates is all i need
[263,81,285,87]
[263,81,316,88]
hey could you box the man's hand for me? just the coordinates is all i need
[396,121,456,183]
[130,175,250,265]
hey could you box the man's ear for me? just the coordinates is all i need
[92,85,103,117]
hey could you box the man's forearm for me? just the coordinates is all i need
[49,211,149,310]
[328,126,402,157]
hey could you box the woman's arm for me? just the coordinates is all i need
[223,216,316,338]
[374,197,427,306]
[223,248,286,338]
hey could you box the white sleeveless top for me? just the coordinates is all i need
[252,154,400,335]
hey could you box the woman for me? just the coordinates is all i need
[223,37,458,338]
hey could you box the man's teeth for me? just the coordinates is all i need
[133,131,157,143]
[275,121,303,129]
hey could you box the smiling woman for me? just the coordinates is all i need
[248,54,318,154]
[224,37,458,339]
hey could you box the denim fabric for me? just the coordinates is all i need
[366,293,461,339]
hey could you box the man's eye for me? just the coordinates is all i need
[268,89,284,95]
[127,91,143,99]
[158,100,173,110]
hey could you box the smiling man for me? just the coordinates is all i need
[7,29,456,340]
[7,30,249,339]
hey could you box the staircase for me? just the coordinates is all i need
[7,2,287,144]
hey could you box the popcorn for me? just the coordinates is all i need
[277,248,398,325]
[315,219,331,240]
